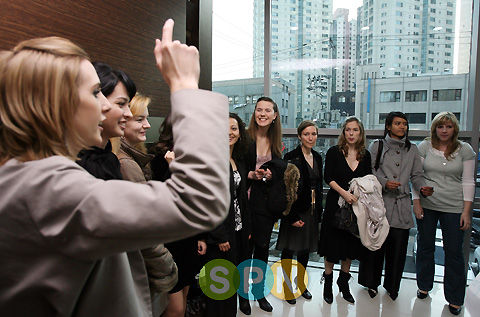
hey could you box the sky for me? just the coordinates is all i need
[212,0,364,81]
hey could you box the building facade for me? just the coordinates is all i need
[357,0,456,78]
[355,72,468,129]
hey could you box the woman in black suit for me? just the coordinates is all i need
[244,96,282,313]
[277,120,323,305]
[205,112,251,316]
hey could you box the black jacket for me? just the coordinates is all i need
[283,146,323,224]
[207,160,251,245]
[245,141,281,189]
[77,141,122,180]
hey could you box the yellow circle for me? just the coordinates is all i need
[269,259,308,300]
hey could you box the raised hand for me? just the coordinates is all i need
[154,19,200,93]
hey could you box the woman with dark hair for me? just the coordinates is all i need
[0,19,229,315]
[76,61,135,178]
[79,64,179,316]
[149,112,207,317]
[414,112,475,315]
[244,96,282,313]
[318,116,371,305]
[277,120,323,305]
[358,111,433,300]
[205,112,251,316]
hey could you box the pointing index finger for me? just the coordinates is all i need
[162,19,174,44]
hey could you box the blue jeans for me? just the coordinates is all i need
[416,208,466,306]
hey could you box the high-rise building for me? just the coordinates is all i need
[456,0,473,74]
[357,0,456,78]
[253,0,333,124]
[331,8,357,93]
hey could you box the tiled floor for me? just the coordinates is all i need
[239,267,474,316]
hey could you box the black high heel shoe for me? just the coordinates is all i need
[337,271,355,304]
[239,297,251,315]
[301,288,312,300]
[367,288,377,298]
[321,272,333,304]
[416,289,428,299]
[257,297,273,312]
[285,298,296,305]
[448,304,462,315]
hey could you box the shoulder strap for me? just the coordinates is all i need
[374,140,383,171]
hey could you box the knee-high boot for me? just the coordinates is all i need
[321,272,333,304]
[337,270,355,304]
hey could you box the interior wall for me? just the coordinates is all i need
[0,0,185,117]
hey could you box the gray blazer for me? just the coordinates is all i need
[369,135,425,229]
[0,90,229,316]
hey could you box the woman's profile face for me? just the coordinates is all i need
[75,61,110,148]
[435,120,455,143]
[101,82,133,141]
[254,100,277,128]
[344,121,361,146]
[299,125,317,150]
[124,108,151,146]
[229,117,240,147]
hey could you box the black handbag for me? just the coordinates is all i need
[332,202,359,237]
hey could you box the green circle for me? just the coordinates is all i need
[199,259,239,300]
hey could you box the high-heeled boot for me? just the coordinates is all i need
[238,296,251,315]
[320,272,333,304]
[337,270,355,304]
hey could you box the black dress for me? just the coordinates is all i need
[277,146,323,252]
[318,145,372,263]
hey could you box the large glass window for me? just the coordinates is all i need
[405,90,427,102]
[380,91,401,102]
[212,0,477,279]
[432,89,462,101]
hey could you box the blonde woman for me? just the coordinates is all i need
[0,20,229,315]
[318,116,372,305]
[114,93,178,316]
[414,112,475,315]
[115,93,153,182]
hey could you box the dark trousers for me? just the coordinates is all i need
[205,230,250,317]
[416,208,466,306]
[250,213,276,299]
[281,249,310,292]
[358,227,409,295]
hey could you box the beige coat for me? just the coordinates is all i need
[0,90,229,316]
[117,138,177,315]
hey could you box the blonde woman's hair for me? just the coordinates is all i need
[337,116,366,161]
[247,97,282,157]
[111,93,151,154]
[429,111,460,160]
[0,37,90,163]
